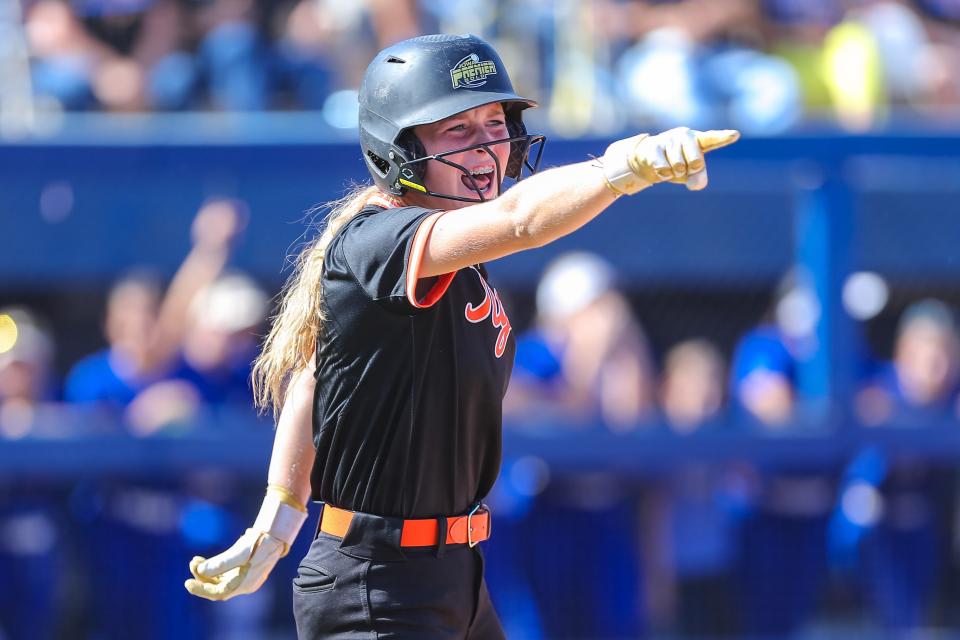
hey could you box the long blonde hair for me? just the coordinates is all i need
[251,184,400,419]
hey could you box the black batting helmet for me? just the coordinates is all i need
[358,33,544,203]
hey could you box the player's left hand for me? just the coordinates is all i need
[185,529,285,601]
[184,484,308,602]
[601,127,740,196]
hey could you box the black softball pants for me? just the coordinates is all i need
[292,508,505,639]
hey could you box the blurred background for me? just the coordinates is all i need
[3,0,960,638]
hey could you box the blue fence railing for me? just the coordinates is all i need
[5,409,960,478]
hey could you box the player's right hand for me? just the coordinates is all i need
[185,529,285,601]
[601,127,740,196]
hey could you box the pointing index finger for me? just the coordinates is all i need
[695,129,740,153]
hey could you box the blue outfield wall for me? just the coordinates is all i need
[3,124,960,290]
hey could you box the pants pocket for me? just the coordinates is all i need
[293,561,337,593]
[293,537,375,639]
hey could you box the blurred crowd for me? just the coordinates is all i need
[5,196,960,638]
[495,255,960,638]
[2,0,960,135]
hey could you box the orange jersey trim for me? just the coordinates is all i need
[406,210,456,309]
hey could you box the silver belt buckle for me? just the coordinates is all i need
[467,503,488,548]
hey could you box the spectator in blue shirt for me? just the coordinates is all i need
[124,270,268,433]
[729,276,833,637]
[654,338,743,636]
[501,252,654,638]
[507,251,657,430]
[62,199,246,640]
[838,299,960,632]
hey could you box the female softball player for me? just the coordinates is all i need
[184,33,738,638]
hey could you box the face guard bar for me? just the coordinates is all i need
[397,134,546,203]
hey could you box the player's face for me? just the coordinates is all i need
[410,103,511,208]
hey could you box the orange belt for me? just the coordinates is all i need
[320,503,492,548]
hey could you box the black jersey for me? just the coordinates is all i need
[310,205,515,519]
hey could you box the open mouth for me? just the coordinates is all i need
[461,166,496,195]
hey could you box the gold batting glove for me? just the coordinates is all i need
[600,127,740,196]
[185,485,308,602]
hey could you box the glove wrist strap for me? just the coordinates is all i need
[600,133,651,196]
[253,486,308,556]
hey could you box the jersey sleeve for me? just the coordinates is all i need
[331,206,457,312]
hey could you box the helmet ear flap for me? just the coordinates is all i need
[505,114,529,179]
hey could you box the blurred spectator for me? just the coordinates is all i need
[596,0,803,133]
[731,322,796,426]
[856,299,960,425]
[0,308,64,640]
[267,0,342,111]
[641,339,743,636]
[761,0,853,122]
[729,276,834,637]
[126,270,268,433]
[507,251,657,431]
[65,198,245,422]
[852,2,933,108]
[913,0,960,108]
[176,269,267,405]
[835,299,960,632]
[730,268,825,428]
[62,199,246,640]
[267,0,419,117]
[500,252,652,638]
[0,307,57,437]
[186,0,269,111]
[66,271,175,411]
[25,0,190,111]
[830,446,952,634]
[660,338,726,434]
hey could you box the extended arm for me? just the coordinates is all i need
[418,128,738,278]
[185,367,317,601]
[143,200,244,373]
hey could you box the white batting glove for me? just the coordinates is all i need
[185,485,308,601]
[600,127,740,196]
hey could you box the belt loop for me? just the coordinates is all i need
[434,515,448,558]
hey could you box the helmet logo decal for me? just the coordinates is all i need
[450,53,497,89]
[398,166,426,192]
